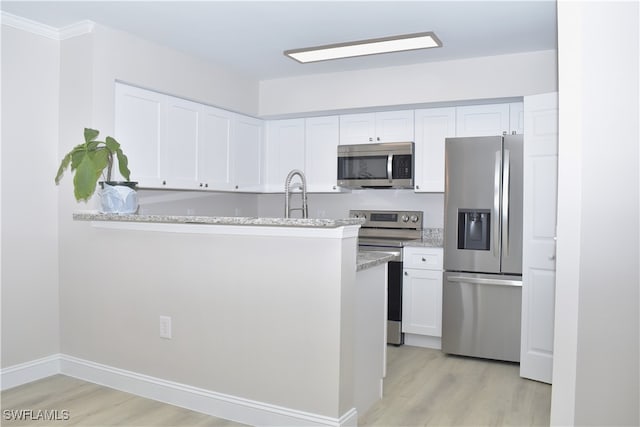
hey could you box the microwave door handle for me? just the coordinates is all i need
[387,154,393,181]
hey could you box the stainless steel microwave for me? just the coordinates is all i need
[337,142,414,189]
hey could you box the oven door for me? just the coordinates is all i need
[358,245,404,345]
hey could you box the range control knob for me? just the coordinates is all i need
[401,215,409,222]
[410,215,419,223]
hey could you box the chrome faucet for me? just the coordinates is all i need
[284,169,308,219]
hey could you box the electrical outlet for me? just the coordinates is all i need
[159,315,172,339]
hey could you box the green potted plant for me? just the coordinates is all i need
[55,127,138,213]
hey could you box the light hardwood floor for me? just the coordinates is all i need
[1,346,551,426]
[359,346,551,426]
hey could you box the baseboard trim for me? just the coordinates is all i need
[59,354,357,427]
[404,334,442,350]
[2,354,356,426]
[1,354,61,391]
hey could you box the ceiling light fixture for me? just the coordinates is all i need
[284,31,442,64]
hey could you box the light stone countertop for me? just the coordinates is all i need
[357,251,396,272]
[73,212,366,229]
[402,228,445,248]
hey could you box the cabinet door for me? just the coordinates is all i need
[456,104,511,137]
[414,107,455,192]
[199,106,234,190]
[375,110,414,142]
[339,113,376,144]
[165,96,200,190]
[510,102,525,135]
[233,115,263,191]
[402,269,443,337]
[265,119,305,192]
[305,116,341,192]
[114,83,166,187]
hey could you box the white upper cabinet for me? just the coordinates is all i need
[165,96,201,190]
[509,101,525,135]
[232,115,264,192]
[456,103,523,137]
[414,107,456,193]
[199,106,234,190]
[305,116,342,192]
[339,110,414,144]
[264,119,306,192]
[114,83,166,187]
[115,82,263,192]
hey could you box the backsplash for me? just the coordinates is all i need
[133,188,445,229]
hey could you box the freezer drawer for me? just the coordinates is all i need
[442,272,522,362]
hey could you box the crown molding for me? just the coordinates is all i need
[1,11,93,40]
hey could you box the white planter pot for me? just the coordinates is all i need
[99,182,138,214]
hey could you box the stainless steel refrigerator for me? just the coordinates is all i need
[442,135,523,362]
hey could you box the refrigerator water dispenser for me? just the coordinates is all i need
[458,210,490,250]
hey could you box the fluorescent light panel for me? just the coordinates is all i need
[284,31,442,63]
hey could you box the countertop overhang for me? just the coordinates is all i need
[73,212,366,229]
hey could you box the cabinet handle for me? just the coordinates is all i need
[235,185,239,190]
[205,183,208,188]
[369,137,373,142]
[332,186,336,190]
[199,183,203,187]
[404,271,408,276]
[162,180,166,185]
[416,185,420,190]
[376,136,380,141]
[421,257,426,262]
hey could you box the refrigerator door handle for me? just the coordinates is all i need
[502,149,511,256]
[447,276,523,287]
[493,150,501,257]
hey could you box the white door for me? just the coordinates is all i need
[520,92,558,384]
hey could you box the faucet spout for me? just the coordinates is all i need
[284,169,308,219]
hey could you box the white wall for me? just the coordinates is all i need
[552,1,639,425]
[63,221,358,419]
[1,25,60,367]
[259,50,557,117]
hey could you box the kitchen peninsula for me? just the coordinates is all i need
[70,212,390,427]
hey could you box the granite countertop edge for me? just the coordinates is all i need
[357,252,396,272]
[73,212,366,228]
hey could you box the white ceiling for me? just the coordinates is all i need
[1,1,557,81]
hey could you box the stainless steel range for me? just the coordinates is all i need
[350,209,423,345]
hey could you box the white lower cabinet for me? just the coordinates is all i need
[402,247,443,349]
